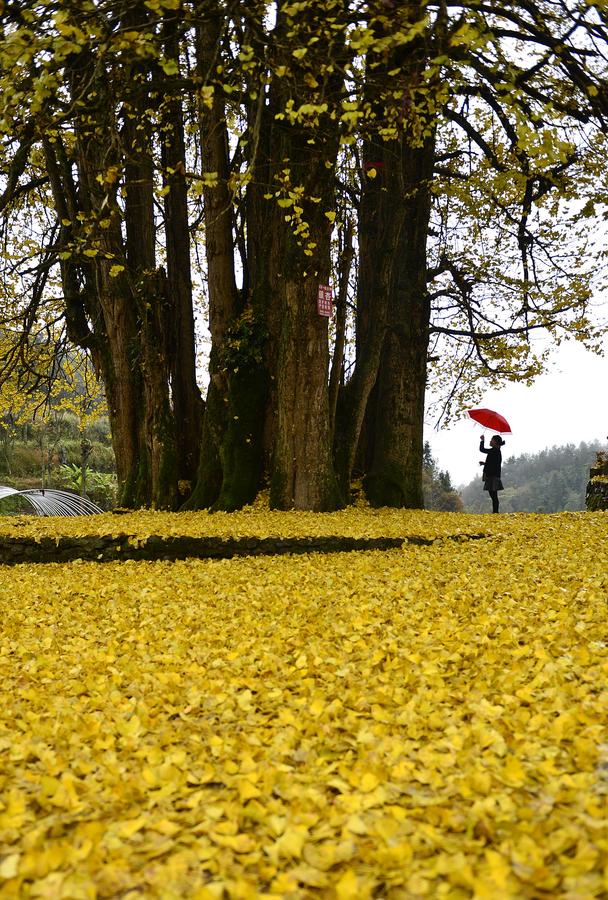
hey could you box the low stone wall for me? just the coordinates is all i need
[586,450,608,511]
[0,532,487,565]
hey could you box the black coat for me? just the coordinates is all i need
[480,439,502,478]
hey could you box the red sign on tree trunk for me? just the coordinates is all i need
[317,285,333,317]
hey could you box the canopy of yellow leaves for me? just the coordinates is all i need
[0,510,607,898]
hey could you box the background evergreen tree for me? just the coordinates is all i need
[423,441,463,511]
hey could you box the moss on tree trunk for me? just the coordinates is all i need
[186,322,269,512]
[212,364,268,511]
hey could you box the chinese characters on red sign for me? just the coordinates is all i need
[317,285,333,317]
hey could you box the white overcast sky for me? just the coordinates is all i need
[424,337,608,487]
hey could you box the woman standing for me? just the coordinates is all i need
[479,434,505,513]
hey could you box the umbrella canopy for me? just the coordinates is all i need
[467,408,512,434]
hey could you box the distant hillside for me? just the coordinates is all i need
[460,440,605,513]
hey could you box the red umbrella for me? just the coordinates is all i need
[467,408,512,434]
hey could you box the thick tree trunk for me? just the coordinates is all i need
[271,276,341,510]
[333,139,405,500]
[335,0,436,508]
[50,135,151,505]
[190,0,346,511]
[95,291,147,506]
[161,15,203,498]
[186,3,269,511]
[266,31,343,511]
[121,53,179,508]
[364,137,435,508]
[42,135,145,504]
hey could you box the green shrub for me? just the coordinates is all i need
[9,446,43,477]
[89,444,116,472]
[0,494,31,515]
[57,464,118,510]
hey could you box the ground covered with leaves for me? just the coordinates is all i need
[0,510,607,898]
[0,507,481,542]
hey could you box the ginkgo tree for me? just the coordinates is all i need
[191,0,608,510]
[1,0,202,508]
[1,0,607,512]
[333,0,608,507]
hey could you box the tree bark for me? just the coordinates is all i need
[186,1,269,512]
[364,136,435,507]
[161,13,203,499]
[333,138,405,500]
[120,30,178,508]
[334,0,437,508]
[271,273,341,510]
[266,8,344,511]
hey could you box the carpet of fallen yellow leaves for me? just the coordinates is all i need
[0,506,494,542]
[0,510,607,899]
